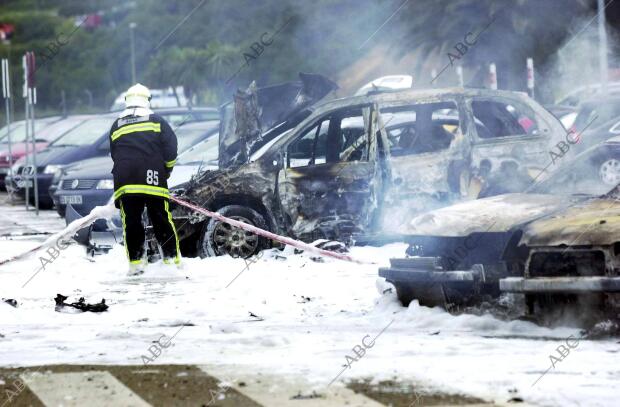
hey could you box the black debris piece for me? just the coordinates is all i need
[54,294,108,313]
[248,312,263,321]
[2,298,17,308]
[291,391,323,400]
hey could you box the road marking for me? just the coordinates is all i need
[21,371,151,407]
[200,365,384,406]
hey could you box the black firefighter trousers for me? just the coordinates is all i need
[119,194,180,265]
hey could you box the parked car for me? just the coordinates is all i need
[110,87,189,111]
[52,119,220,218]
[568,95,620,154]
[379,136,620,326]
[355,75,413,95]
[556,81,620,108]
[0,116,82,188]
[166,81,566,259]
[8,108,218,207]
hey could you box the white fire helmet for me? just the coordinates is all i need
[124,83,152,109]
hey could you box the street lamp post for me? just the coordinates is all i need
[598,0,608,96]
[129,22,137,84]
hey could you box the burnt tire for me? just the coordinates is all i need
[199,205,269,259]
[389,281,415,307]
[389,280,446,308]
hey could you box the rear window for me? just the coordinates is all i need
[472,100,537,138]
[0,121,51,143]
[36,118,85,142]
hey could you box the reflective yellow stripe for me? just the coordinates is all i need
[125,92,150,98]
[165,159,176,168]
[164,200,181,263]
[120,202,131,261]
[111,122,161,142]
[129,259,142,264]
[114,184,169,200]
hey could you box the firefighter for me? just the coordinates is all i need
[109,83,181,275]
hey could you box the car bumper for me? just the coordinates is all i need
[499,277,620,293]
[54,188,114,229]
[65,203,122,247]
[12,174,54,203]
[379,267,477,283]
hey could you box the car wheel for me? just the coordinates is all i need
[599,158,620,186]
[199,205,268,258]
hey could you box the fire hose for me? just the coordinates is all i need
[170,196,373,265]
[0,197,372,266]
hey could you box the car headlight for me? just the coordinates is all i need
[96,179,115,190]
[44,165,63,175]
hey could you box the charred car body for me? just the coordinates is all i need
[168,74,567,259]
[380,138,620,326]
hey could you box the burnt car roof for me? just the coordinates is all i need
[310,87,531,112]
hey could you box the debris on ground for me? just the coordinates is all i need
[54,294,108,313]
[2,298,17,308]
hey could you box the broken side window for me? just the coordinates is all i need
[287,106,370,168]
[379,101,458,157]
[471,100,538,139]
[288,119,329,168]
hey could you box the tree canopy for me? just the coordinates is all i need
[0,0,617,119]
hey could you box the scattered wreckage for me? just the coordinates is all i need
[54,294,108,313]
[380,138,620,326]
[167,73,567,258]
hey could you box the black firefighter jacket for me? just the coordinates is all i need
[109,114,177,206]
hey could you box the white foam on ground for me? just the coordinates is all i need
[0,224,618,406]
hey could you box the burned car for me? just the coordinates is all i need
[170,75,567,258]
[380,137,620,326]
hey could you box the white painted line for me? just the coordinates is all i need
[200,365,385,407]
[21,371,151,407]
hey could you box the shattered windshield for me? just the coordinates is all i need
[0,120,54,143]
[174,121,219,152]
[177,134,219,165]
[532,141,620,196]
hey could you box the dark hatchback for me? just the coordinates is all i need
[10,107,217,208]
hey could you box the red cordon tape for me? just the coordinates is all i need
[170,195,373,265]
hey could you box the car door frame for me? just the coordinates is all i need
[275,102,382,239]
[373,95,473,234]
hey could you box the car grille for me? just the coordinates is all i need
[60,179,97,190]
[528,250,606,278]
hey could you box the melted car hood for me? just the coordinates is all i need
[405,193,583,237]
[520,197,620,246]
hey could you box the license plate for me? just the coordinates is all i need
[59,195,83,205]
[16,180,33,188]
